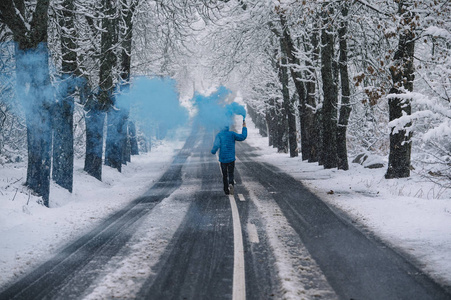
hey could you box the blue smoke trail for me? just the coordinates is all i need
[116,76,189,138]
[226,102,246,120]
[192,86,246,130]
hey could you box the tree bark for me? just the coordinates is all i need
[337,3,352,171]
[314,107,323,166]
[279,14,317,161]
[104,0,137,171]
[320,5,338,169]
[53,0,76,192]
[304,29,321,163]
[129,121,139,155]
[385,1,415,179]
[21,45,52,206]
[266,98,277,147]
[105,107,124,172]
[286,96,298,157]
[1,0,52,206]
[84,105,105,181]
[122,121,131,164]
[87,0,117,177]
[275,109,287,153]
[52,88,74,191]
[278,40,297,157]
[120,0,138,164]
[265,91,287,152]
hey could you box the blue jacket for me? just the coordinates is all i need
[211,126,247,163]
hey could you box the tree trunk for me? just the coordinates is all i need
[52,91,74,191]
[265,99,277,147]
[78,76,100,182]
[337,3,352,171]
[314,107,323,166]
[84,105,105,181]
[278,41,297,157]
[18,44,52,207]
[279,14,308,159]
[274,98,287,153]
[266,94,287,152]
[122,121,131,164]
[286,96,298,157]
[119,0,137,165]
[279,14,315,161]
[52,0,76,192]
[304,29,321,163]
[1,0,52,206]
[90,0,117,176]
[266,112,274,147]
[129,121,139,155]
[320,5,338,169]
[275,114,287,153]
[105,108,124,172]
[385,1,415,179]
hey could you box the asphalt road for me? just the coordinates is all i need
[1,125,450,300]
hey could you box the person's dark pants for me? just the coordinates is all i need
[220,161,235,193]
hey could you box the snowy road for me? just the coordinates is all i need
[1,125,450,299]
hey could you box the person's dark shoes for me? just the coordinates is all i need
[228,184,234,195]
[224,188,230,195]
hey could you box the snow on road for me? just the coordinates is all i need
[83,186,193,299]
[244,179,336,300]
[242,117,451,289]
[0,130,186,287]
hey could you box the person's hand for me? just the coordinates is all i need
[243,121,246,127]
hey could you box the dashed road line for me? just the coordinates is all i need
[229,195,246,300]
[238,193,246,202]
[247,223,260,244]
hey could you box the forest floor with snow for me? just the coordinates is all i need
[1,121,450,293]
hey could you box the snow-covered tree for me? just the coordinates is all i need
[0,0,53,206]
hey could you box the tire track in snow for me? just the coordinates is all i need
[242,178,337,300]
[0,127,197,300]
[82,185,195,299]
[238,142,451,300]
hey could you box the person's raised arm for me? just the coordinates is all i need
[234,122,247,141]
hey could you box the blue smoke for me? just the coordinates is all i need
[192,86,246,130]
[116,76,188,138]
[227,102,246,119]
[14,43,54,116]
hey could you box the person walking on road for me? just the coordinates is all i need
[211,121,247,195]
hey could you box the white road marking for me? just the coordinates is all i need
[247,223,260,244]
[229,195,246,300]
[238,194,246,202]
